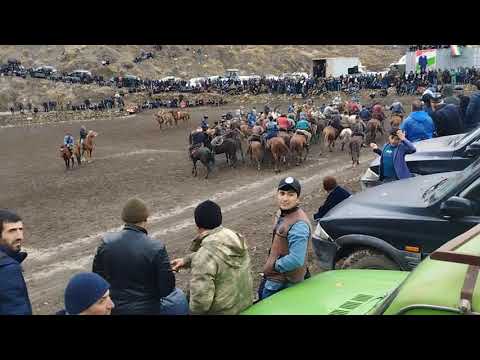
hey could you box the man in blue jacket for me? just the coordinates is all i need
[370,129,417,183]
[465,80,480,131]
[313,176,351,221]
[400,100,435,142]
[0,209,32,315]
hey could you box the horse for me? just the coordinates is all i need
[390,114,403,132]
[366,119,384,145]
[170,110,190,126]
[323,126,337,152]
[154,111,174,129]
[339,128,353,151]
[277,130,292,148]
[239,123,252,138]
[190,146,215,179]
[210,138,239,167]
[82,130,97,163]
[60,145,76,170]
[247,139,263,171]
[224,128,245,162]
[73,141,83,165]
[267,137,289,173]
[349,135,363,167]
[289,133,309,166]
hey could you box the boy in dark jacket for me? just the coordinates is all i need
[92,198,188,315]
[313,177,351,221]
[370,129,416,183]
[0,209,32,315]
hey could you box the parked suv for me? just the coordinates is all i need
[361,126,480,189]
[313,157,480,271]
[243,224,480,315]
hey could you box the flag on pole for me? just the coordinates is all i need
[451,45,462,57]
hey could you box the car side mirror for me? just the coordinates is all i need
[464,141,480,157]
[440,196,474,218]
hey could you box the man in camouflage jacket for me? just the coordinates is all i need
[171,200,253,315]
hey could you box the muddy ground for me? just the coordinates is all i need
[0,101,389,314]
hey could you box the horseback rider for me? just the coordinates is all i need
[389,101,405,115]
[63,132,75,156]
[79,125,87,145]
[295,114,312,145]
[200,115,209,129]
[277,113,290,132]
[262,116,279,146]
[247,108,257,128]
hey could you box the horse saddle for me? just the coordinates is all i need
[249,134,262,142]
[189,144,202,157]
[211,136,224,147]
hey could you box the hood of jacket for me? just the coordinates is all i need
[192,226,249,268]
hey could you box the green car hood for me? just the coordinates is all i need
[242,270,409,315]
[384,237,480,315]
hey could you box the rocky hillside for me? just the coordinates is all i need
[0,45,405,79]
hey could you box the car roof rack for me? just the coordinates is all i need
[430,224,480,266]
[430,224,480,314]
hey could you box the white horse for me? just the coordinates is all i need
[339,128,353,151]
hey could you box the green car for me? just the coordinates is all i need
[243,225,480,315]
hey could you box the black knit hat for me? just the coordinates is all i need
[194,200,222,230]
[121,198,149,224]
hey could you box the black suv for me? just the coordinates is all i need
[314,157,480,271]
[361,126,480,189]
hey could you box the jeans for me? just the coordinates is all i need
[159,288,189,315]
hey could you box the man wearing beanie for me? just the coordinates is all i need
[258,177,312,300]
[57,272,114,315]
[170,200,253,315]
[92,198,188,315]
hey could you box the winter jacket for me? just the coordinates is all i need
[0,246,32,315]
[400,111,435,142]
[313,186,351,220]
[465,92,480,131]
[182,226,253,315]
[92,224,176,315]
[431,104,464,137]
[374,139,417,180]
[295,119,310,131]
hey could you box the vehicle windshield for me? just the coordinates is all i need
[424,157,480,203]
[452,126,480,148]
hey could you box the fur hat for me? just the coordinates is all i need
[121,198,149,224]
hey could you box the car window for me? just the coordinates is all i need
[453,127,480,148]
[428,158,480,204]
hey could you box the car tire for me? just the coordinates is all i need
[341,249,400,270]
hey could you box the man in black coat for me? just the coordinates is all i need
[92,198,188,315]
[313,177,351,221]
[430,93,464,137]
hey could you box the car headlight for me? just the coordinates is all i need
[314,222,331,241]
[362,167,379,182]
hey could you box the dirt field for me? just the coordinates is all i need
[0,102,385,314]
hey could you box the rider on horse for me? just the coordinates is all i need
[261,116,278,146]
[79,125,87,145]
[389,101,405,115]
[63,132,74,155]
[247,108,257,128]
[200,115,209,130]
[295,114,312,145]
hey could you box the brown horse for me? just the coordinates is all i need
[240,124,252,138]
[60,145,76,170]
[82,130,97,163]
[390,114,403,131]
[290,133,309,166]
[323,126,337,152]
[170,110,190,126]
[277,130,292,148]
[247,140,263,171]
[267,137,289,173]
[366,119,384,144]
[154,111,174,129]
[73,142,83,165]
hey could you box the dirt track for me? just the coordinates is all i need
[0,104,381,314]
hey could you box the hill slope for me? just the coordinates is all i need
[0,45,404,79]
